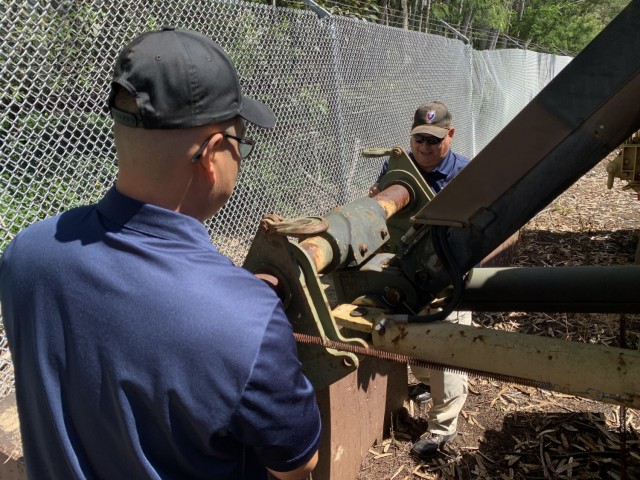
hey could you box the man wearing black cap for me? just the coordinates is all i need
[370,101,471,459]
[0,28,320,480]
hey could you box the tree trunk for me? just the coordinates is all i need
[518,0,526,20]
[501,0,516,48]
[412,0,423,31]
[380,0,388,26]
[401,0,409,29]
[489,28,499,49]
[424,0,431,33]
[460,7,473,38]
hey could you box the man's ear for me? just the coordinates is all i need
[448,127,456,138]
[199,133,225,184]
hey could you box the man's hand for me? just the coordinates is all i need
[255,272,287,301]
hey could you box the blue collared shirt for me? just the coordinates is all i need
[377,149,471,193]
[0,187,321,480]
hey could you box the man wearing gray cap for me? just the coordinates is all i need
[370,101,471,459]
[370,101,470,195]
[0,28,320,480]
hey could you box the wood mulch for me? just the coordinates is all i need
[357,155,640,479]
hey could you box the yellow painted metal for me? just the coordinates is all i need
[243,229,365,389]
[332,303,382,333]
[371,319,640,409]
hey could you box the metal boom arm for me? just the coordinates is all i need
[407,0,640,295]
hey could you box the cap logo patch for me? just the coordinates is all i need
[425,110,436,123]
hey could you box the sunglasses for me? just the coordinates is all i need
[412,134,445,145]
[191,132,256,163]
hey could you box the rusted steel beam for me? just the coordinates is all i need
[478,231,519,267]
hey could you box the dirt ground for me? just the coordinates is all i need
[355,156,640,480]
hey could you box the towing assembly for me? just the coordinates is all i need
[243,2,640,478]
[246,0,640,407]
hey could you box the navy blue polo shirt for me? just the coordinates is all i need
[377,149,471,193]
[0,187,321,480]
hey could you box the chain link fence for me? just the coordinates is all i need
[0,0,571,396]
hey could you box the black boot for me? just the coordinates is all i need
[408,383,432,404]
[410,432,457,459]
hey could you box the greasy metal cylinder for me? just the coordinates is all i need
[298,184,411,274]
[298,236,334,274]
[373,184,412,219]
[461,266,640,313]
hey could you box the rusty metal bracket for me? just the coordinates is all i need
[606,130,640,195]
[243,224,367,389]
[363,146,435,250]
[259,214,329,238]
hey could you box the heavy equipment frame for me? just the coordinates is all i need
[245,0,640,479]
[242,2,640,478]
[0,2,639,480]
[246,0,640,407]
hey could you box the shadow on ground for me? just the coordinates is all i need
[454,410,640,479]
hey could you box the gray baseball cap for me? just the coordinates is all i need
[108,27,276,130]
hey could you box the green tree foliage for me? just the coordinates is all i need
[263,0,630,55]
[511,0,630,54]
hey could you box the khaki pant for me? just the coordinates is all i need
[411,310,472,436]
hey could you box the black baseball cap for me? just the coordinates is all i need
[108,27,276,130]
[410,101,451,138]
